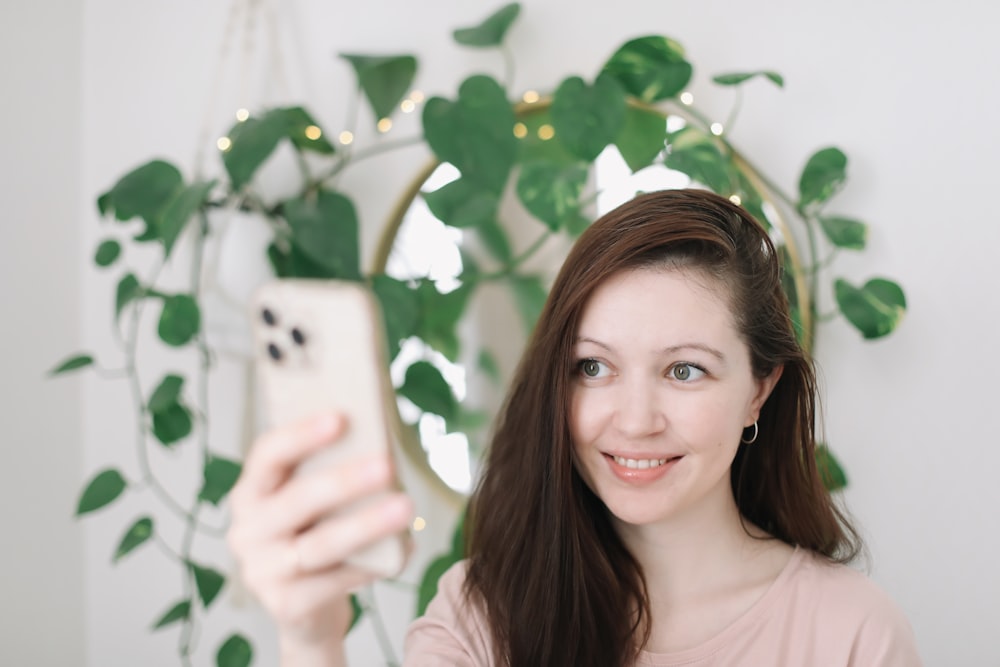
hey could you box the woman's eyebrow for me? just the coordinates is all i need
[575,337,725,361]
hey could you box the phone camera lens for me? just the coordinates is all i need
[291,327,306,346]
[261,307,277,326]
[267,343,283,362]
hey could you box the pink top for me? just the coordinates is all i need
[404,547,922,666]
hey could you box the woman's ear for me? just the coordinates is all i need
[746,365,783,426]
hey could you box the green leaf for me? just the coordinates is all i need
[712,71,784,88]
[423,178,498,229]
[148,374,184,413]
[447,407,490,434]
[49,354,94,376]
[601,36,693,103]
[340,55,418,123]
[816,444,848,491]
[76,468,127,516]
[615,106,667,172]
[281,106,335,154]
[158,180,215,258]
[417,282,472,361]
[101,160,184,239]
[550,73,627,162]
[665,127,733,194]
[798,147,847,208]
[113,516,154,562]
[190,562,226,608]
[371,275,421,361]
[478,349,500,383]
[416,551,461,617]
[152,403,193,446]
[474,218,513,264]
[199,455,242,506]
[158,294,201,346]
[94,239,121,267]
[348,594,364,633]
[115,273,143,320]
[399,360,457,421]
[423,75,518,194]
[452,3,521,47]
[222,111,288,190]
[216,634,253,667]
[834,277,907,340]
[818,216,867,250]
[516,161,588,230]
[283,190,361,280]
[151,599,191,630]
[450,510,467,557]
[509,274,548,333]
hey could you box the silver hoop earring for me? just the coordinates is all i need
[741,421,758,445]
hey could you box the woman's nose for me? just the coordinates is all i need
[612,379,666,438]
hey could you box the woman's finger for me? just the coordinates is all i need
[237,413,347,500]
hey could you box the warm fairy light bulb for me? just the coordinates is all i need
[522,90,540,104]
[409,90,425,103]
[537,124,555,140]
[216,137,232,151]
[412,516,427,532]
[513,122,528,138]
[304,125,322,140]
[377,118,393,133]
[339,131,354,145]
[729,194,742,206]
[680,92,694,105]
[401,99,416,113]
[710,122,724,136]
[235,108,250,122]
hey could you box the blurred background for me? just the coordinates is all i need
[3,0,998,664]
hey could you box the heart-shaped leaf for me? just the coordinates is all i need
[158,294,200,347]
[416,281,472,361]
[423,75,518,194]
[452,3,521,47]
[151,600,191,630]
[399,360,458,421]
[819,215,867,250]
[189,562,226,608]
[158,180,215,259]
[49,353,94,376]
[550,73,626,162]
[341,55,417,124]
[216,634,253,667]
[148,374,184,413]
[509,274,548,333]
[615,106,667,172]
[816,444,848,491]
[372,275,421,361]
[834,277,906,339]
[113,516,154,562]
[516,161,588,230]
[100,160,183,237]
[665,127,733,194]
[198,455,242,506]
[152,403,193,446]
[713,71,784,88]
[601,36,693,103]
[283,190,361,280]
[222,112,288,190]
[94,239,121,267]
[474,218,513,264]
[77,468,127,516]
[799,147,847,208]
[281,106,335,154]
[348,594,364,632]
[116,273,144,320]
[423,178,498,229]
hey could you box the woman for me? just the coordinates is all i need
[228,189,922,666]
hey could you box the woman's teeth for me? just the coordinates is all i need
[612,456,671,469]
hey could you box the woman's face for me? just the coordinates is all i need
[569,267,779,527]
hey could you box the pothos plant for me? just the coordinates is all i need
[50,3,906,666]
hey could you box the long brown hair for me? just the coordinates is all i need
[464,189,861,667]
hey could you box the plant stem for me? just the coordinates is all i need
[317,134,424,187]
[360,586,400,667]
[479,229,552,281]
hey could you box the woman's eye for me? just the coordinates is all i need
[579,359,607,378]
[670,363,705,382]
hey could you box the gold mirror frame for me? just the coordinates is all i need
[373,98,812,506]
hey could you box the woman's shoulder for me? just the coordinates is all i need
[786,548,905,617]
[403,560,494,667]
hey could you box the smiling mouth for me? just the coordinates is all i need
[607,454,682,470]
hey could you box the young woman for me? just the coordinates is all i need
[227,189,922,666]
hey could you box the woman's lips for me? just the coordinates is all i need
[603,452,682,484]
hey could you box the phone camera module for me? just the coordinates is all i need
[261,307,277,327]
[266,342,283,362]
[291,327,306,347]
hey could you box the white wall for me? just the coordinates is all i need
[0,1,87,664]
[11,0,997,664]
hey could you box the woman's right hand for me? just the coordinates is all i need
[226,413,414,661]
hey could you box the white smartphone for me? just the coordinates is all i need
[251,278,409,578]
